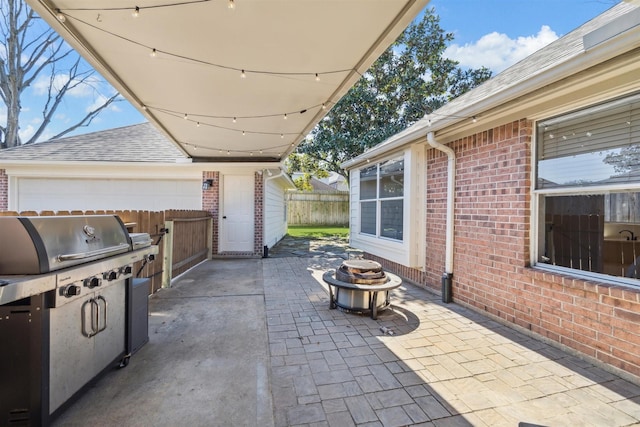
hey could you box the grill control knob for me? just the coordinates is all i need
[104,271,118,281]
[84,277,101,288]
[122,266,133,275]
[63,285,81,297]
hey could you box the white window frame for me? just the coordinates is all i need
[532,92,640,288]
[350,145,425,268]
[359,156,404,240]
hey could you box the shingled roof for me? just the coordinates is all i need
[0,122,189,163]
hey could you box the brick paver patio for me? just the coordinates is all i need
[263,256,640,426]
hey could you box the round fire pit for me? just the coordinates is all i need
[323,260,402,319]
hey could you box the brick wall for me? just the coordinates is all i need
[0,169,7,211]
[369,119,640,380]
[202,171,219,254]
[254,171,264,256]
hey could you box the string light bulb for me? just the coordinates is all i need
[132,6,139,17]
[228,0,235,9]
[233,117,237,123]
[196,121,200,127]
[322,103,326,110]
[56,10,66,22]
[241,69,246,79]
[283,113,288,120]
[242,131,245,136]
[150,48,157,57]
[183,113,188,120]
[472,116,477,123]
[315,73,320,82]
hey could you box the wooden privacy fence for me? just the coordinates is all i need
[287,190,348,226]
[162,210,212,288]
[0,209,212,294]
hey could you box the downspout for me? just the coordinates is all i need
[262,167,285,258]
[426,132,455,303]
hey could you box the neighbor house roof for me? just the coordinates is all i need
[343,1,640,169]
[0,123,190,163]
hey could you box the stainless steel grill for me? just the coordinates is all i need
[0,215,158,425]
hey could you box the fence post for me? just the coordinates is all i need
[162,220,174,288]
[207,216,213,259]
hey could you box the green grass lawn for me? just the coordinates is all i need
[287,225,349,239]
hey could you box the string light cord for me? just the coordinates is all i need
[56,0,211,13]
[56,11,356,79]
[156,108,304,136]
[149,102,329,121]
[184,140,292,157]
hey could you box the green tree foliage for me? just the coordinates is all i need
[285,152,330,191]
[294,7,492,180]
[603,145,640,175]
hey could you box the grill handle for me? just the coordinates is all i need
[132,239,153,249]
[57,243,130,262]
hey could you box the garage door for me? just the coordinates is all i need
[16,178,201,212]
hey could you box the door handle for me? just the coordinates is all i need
[223,216,227,219]
[95,296,108,334]
[81,299,94,338]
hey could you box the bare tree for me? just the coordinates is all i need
[0,0,120,148]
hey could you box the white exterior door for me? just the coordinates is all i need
[220,175,254,252]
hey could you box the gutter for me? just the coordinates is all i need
[426,132,455,303]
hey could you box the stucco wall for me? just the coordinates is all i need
[367,119,640,380]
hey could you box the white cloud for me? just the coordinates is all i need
[18,124,35,141]
[445,25,559,73]
[85,93,120,113]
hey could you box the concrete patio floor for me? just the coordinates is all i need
[52,250,640,426]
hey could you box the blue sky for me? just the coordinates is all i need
[11,0,622,141]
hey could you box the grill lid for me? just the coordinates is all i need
[0,215,131,275]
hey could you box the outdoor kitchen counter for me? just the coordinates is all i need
[322,269,402,319]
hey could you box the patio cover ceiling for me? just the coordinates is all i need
[28,0,429,162]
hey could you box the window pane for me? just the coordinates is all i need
[360,201,376,235]
[380,199,403,240]
[379,158,404,198]
[540,193,640,280]
[537,146,640,189]
[360,165,377,200]
[537,93,640,189]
